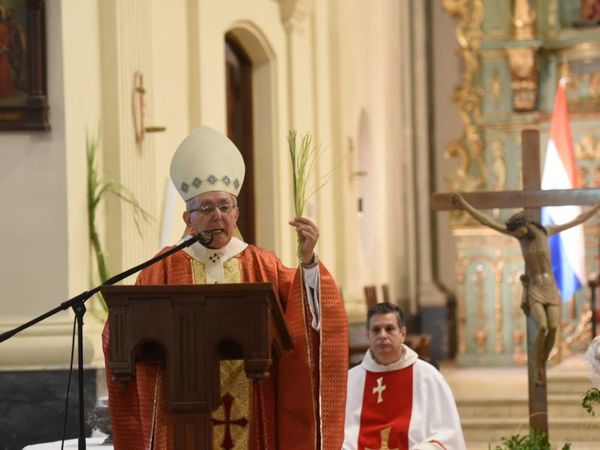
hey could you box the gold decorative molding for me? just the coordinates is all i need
[491,68,502,110]
[511,0,536,40]
[578,166,590,188]
[490,140,506,191]
[473,264,488,355]
[575,133,600,159]
[443,0,487,201]
[564,68,600,113]
[547,0,558,30]
[456,258,468,355]
[506,46,539,111]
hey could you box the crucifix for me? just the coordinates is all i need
[432,129,600,434]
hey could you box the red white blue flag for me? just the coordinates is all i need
[541,78,585,302]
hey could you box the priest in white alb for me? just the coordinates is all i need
[343,302,466,450]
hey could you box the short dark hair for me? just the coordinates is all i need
[366,302,405,329]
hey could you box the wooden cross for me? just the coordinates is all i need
[432,129,600,434]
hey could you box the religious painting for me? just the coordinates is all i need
[0,0,49,131]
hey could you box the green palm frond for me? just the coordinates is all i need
[287,129,343,217]
[287,129,346,260]
[86,131,152,313]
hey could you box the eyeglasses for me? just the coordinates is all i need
[188,203,236,216]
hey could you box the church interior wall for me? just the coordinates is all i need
[0,0,447,445]
[148,0,194,246]
[431,0,462,295]
[0,0,442,367]
[329,0,412,322]
[0,1,103,446]
[0,0,105,371]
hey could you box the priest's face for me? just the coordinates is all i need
[367,312,407,365]
[183,191,240,249]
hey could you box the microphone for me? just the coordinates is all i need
[195,230,214,246]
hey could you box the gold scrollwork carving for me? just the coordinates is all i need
[547,0,558,30]
[443,0,487,206]
[473,264,488,355]
[490,140,506,191]
[511,0,536,40]
[506,47,539,111]
[579,167,590,188]
[575,133,600,159]
[456,257,468,355]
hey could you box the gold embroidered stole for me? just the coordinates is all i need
[191,258,250,449]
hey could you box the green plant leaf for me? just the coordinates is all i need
[582,387,600,416]
[492,428,570,450]
[86,130,152,314]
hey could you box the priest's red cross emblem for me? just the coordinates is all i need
[211,392,248,450]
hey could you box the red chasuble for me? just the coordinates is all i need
[343,347,466,450]
[103,243,348,450]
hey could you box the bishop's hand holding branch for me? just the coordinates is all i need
[289,217,320,266]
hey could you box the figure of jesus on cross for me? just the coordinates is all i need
[451,192,600,385]
[432,129,600,433]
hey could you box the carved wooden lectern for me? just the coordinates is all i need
[102,283,292,450]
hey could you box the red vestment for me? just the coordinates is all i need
[103,244,348,449]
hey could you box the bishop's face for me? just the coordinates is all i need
[367,313,406,365]
[183,191,240,249]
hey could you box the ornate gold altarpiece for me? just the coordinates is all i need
[443,0,600,366]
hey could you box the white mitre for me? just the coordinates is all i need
[170,125,245,201]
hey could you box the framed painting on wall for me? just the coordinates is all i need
[0,0,49,131]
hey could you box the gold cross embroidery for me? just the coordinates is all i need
[366,427,399,450]
[211,393,248,450]
[372,376,386,403]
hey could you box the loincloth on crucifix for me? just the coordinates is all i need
[522,274,561,307]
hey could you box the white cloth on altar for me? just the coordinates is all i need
[343,345,466,450]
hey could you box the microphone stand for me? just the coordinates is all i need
[0,232,213,449]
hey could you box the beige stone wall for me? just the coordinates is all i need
[0,0,451,368]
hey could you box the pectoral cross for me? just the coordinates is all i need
[372,377,386,403]
[431,129,600,434]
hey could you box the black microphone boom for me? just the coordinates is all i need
[0,230,213,343]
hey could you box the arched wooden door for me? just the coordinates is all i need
[225,34,255,244]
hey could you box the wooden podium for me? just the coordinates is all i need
[102,283,292,449]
